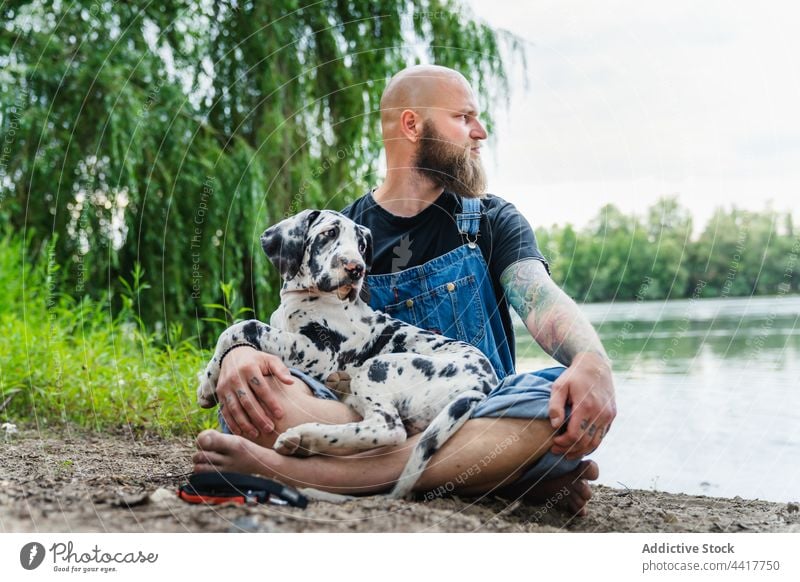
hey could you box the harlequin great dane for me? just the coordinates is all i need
[197,209,498,498]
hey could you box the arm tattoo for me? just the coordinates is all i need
[500,259,609,366]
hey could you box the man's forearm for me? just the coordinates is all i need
[501,260,608,367]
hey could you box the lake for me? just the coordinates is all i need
[514,295,800,503]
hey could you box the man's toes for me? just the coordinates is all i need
[567,496,588,516]
[196,429,242,455]
[573,460,599,482]
[192,448,227,468]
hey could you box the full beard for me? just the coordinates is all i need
[413,122,487,199]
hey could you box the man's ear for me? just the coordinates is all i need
[260,210,321,280]
[357,225,373,272]
[399,109,421,142]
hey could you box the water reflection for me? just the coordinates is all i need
[514,295,800,502]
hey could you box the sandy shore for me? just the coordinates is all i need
[2,428,798,533]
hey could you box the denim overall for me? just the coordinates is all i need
[366,197,515,380]
[223,197,583,490]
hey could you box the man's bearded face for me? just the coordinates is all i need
[413,120,487,199]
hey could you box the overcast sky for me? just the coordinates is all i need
[467,0,800,233]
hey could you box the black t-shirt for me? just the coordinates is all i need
[341,190,549,363]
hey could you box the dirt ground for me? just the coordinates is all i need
[2,427,798,533]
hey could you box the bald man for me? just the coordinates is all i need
[194,65,616,516]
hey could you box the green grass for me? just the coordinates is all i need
[0,231,219,436]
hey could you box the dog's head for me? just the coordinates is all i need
[260,209,373,301]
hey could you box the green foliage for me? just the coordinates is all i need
[539,197,799,302]
[0,0,510,344]
[0,227,216,434]
[0,0,511,432]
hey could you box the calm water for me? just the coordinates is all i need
[515,295,800,502]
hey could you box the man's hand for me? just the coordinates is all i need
[216,346,294,439]
[549,352,616,459]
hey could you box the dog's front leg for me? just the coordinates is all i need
[197,319,285,408]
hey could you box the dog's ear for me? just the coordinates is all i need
[356,225,373,272]
[261,210,321,279]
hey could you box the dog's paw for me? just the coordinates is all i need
[197,371,218,408]
[274,428,315,457]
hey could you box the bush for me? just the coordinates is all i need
[0,230,217,435]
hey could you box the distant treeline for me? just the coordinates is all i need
[536,197,799,303]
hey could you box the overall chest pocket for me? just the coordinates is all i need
[383,275,487,345]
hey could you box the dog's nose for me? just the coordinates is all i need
[344,262,364,280]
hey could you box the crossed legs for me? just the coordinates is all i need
[193,374,599,515]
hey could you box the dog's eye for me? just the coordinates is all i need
[323,227,338,238]
[358,240,366,253]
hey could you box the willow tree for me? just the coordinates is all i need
[0,0,512,340]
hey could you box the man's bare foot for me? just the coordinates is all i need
[193,429,287,481]
[500,460,599,517]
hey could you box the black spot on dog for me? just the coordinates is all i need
[481,380,493,394]
[419,429,440,461]
[207,371,211,378]
[368,360,389,383]
[337,349,357,367]
[391,333,407,352]
[479,358,494,376]
[367,322,403,357]
[330,438,338,444]
[397,398,411,416]
[438,363,458,378]
[299,322,347,353]
[316,273,335,292]
[448,397,475,421]
[308,234,333,280]
[334,323,402,369]
[262,231,306,279]
[242,320,263,346]
[378,410,399,430]
[465,363,480,375]
[411,358,436,379]
[355,427,360,434]
[397,366,403,376]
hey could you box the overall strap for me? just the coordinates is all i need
[455,196,482,245]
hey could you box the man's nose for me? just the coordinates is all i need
[471,119,487,141]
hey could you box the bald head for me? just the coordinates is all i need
[375,65,488,199]
[379,65,473,137]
